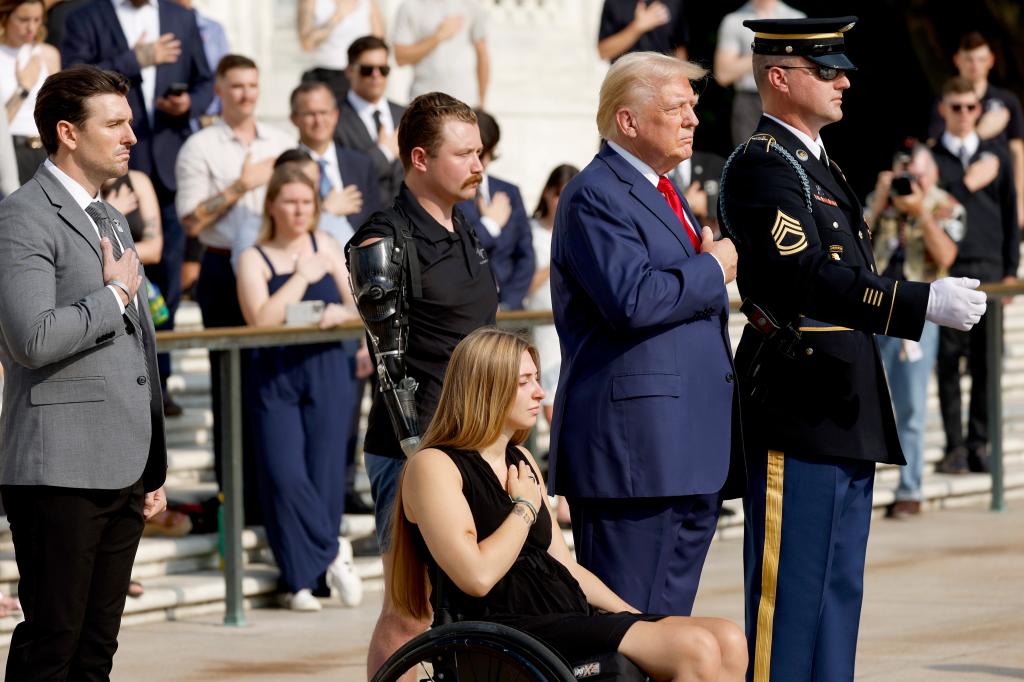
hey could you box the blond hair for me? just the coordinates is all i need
[388,328,540,620]
[596,52,707,140]
[255,164,320,244]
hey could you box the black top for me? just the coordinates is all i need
[414,445,664,663]
[598,0,689,61]
[104,175,145,243]
[348,184,498,458]
[928,84,1024,147]
[933,140,1019,279]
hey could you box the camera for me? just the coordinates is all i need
[890,173,914,197]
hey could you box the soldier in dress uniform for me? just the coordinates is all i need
[718,17,988,682]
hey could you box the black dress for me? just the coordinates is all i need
[413,444,664,663]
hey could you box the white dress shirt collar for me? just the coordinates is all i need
[607,140,660,187]
[347,89,393,135]
[45,158,100,208]
[299,141,344,189]
[764,113,828,162]
[941,131,980,161]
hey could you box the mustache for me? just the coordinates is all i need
[462,174,483,190]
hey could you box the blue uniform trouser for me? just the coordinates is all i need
[744,451,874,682]
[878,322,939,501]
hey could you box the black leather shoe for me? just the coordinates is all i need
[935,447,969,474]
[885,500,922,519]
[163,396,184,418]
[967,445,990,473]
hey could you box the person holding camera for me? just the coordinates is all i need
[865,144,963,517]
[235,163,364,611]
[931,76,1020,475]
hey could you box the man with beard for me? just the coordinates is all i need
[347,92,498,679]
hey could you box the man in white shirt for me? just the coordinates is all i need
[336,35,406,202]
[392,0,489,107]
[174,54,291,511]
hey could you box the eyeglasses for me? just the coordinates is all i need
[294,109,335,119]
[357,64,391,78]
[767,64,843,82]
[949,103,979,113]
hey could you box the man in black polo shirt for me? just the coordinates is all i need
[347,92,498,679]
[597,0,689,62]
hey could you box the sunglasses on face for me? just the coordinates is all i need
[949,103,979,113]
[357,64,391,77]
[768,64,843,82]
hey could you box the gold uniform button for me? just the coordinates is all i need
[858,230,863,239]
[805,347,814,356]
[832,221,839,229]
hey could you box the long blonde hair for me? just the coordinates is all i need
[388,328,540,620]
[254,164,320,244]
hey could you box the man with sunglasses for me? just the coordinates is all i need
[720,17,987,682]
[336,36,406,203]
[932,76,1019,476]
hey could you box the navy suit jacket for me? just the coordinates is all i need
[61,0,213,192]
[457,175,534,309]
[549,144,735,499]
[336,143,381,231]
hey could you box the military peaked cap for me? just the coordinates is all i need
[743,16,858,70]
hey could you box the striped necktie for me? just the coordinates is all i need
[84,201,145,350]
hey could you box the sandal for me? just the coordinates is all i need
[142,509,193,538]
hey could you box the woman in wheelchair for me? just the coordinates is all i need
[387,328,747,681]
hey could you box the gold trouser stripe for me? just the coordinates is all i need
[754,450,785,682]
[884,281,899,335]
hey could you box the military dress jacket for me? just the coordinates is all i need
[720,117,930,465]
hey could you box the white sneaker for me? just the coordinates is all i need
[286,589,322,612]
[327,538,364,607]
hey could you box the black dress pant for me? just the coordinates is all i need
[2,481,145,682]
[937,262,1001,453]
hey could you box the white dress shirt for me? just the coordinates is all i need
[44,159,131,313]
[346,90,396,161]
[301,142,345,192]
[111,0,160,128]
[763,113,829,163]
[941,131,980,167]
[476,173,503,238]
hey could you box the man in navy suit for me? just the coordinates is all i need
[61,0,213,414]
[292,81,381,240]
[549,52,738,616]
[457,110,534,309]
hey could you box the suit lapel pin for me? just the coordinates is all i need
[796,149,809,161]
[112,218,124,233]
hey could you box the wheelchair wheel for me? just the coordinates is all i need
[372,620,578,682]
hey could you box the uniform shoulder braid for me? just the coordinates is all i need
[718,133,813,246]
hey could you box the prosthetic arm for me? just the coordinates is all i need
[349,237,422,456]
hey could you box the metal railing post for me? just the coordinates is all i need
[220,348,247,625]
[986,301,1006,512]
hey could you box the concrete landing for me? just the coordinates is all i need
[1,502,1016,681]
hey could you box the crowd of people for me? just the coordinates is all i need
[0,0,1020,680]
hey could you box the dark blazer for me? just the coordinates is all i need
[721,116,930,466]
[457,175,534,309]
[0,164,166,492]
[335,97,406,202]
[549,144,735,499]
[336,143,382,230]
[61,0,213,192]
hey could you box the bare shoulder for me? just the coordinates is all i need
[406,448,460,482]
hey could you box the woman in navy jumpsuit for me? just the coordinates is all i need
[236,165,362,610]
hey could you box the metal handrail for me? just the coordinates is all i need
[155,284,1019,625]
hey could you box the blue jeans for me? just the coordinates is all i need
[877,322,939,501]
[365,452,406,552]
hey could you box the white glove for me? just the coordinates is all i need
[925,277,987,331]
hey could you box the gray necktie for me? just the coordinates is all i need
[959,145,972,168]
[85,201,145,349]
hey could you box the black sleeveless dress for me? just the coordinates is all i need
[413,444,665,663]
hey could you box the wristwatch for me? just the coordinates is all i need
[17,87,29,100]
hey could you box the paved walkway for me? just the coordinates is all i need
[3,502,1021,681]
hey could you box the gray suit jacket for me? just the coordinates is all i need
[0,164,167,491]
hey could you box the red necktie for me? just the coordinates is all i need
[657,176,701,252]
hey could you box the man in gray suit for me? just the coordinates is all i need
[0,65,167,681]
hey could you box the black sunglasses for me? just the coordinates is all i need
[768,64,843,82]
[357,64,391,77]
[950,103,979,113]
